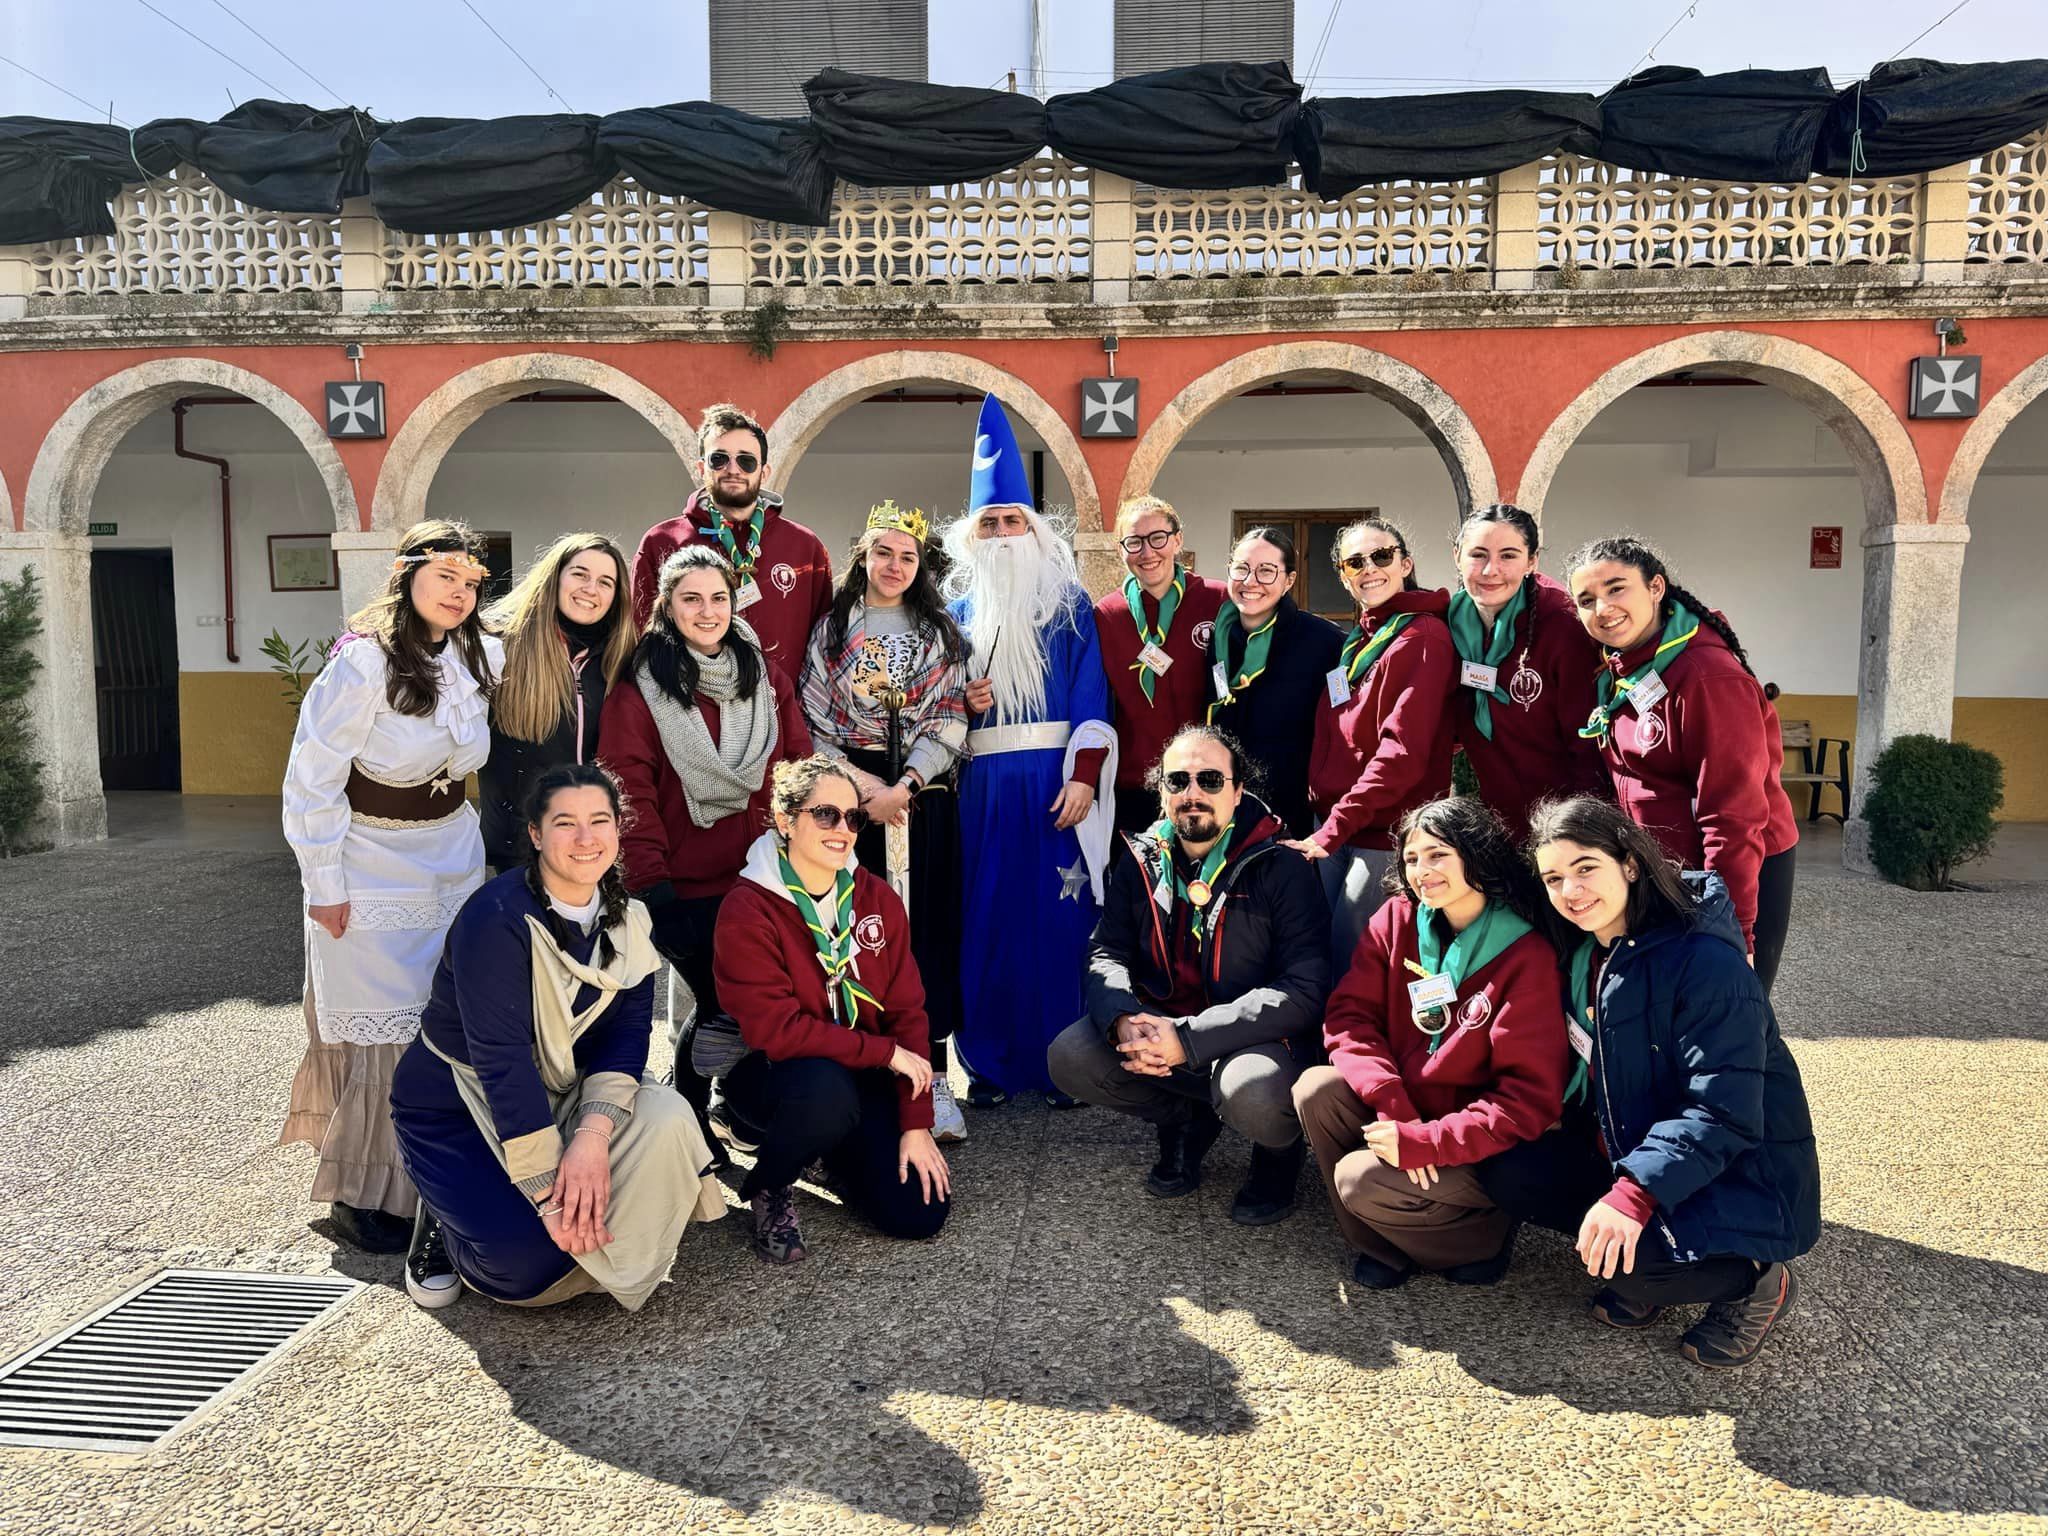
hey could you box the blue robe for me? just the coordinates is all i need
[949,592,1113,1093]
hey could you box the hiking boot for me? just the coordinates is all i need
[1229,1140,1306,1226]
[1145,1107,1224,1198]
[1351,1250,1414,1290]
[1443,1222,1521,1286]
[1681,1262,1799,1368]
[749,1185,809,1265]
[404,1207,461,1310]
[930,1076,968,1144]
[966,1075,1009,1109]
[1591,1287,1666,1330]
[330,1201,412,1254]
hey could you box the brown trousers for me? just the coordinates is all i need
[1293,1064,1509,1272]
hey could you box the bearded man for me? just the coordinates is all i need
[945,395,1118,1104]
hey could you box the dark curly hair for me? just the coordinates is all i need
[1385,795,1548,932]
[1143,723,1265,798]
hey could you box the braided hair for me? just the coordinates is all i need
[522,763,632,966]
[1561,535,1756,677]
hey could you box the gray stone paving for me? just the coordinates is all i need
[0,810,2045,1534]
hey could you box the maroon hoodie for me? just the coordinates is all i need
[632,492,834,671]
[1450,575,1611,838]
[1307,588,1456,853]
[715,835,934,1132]
[1596,621,1798,946]
[1095,574,1227,792]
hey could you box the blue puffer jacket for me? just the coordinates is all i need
[1588,874,1821,1265]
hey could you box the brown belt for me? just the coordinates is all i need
[345,764,467,824]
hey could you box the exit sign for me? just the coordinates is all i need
[88,521,117,536]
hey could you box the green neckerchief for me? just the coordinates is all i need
[777,850,880,1026]
[1338,611,1416,694]
[1579,598,1700,744]
[1446,584,1530,741]
[1563,938,1599,1106]
[1148,818,1236,939]
[1124,569,1185,705]
[1408,899,1534,1054]
[712,501,767,580]
[1205,600,1278,724]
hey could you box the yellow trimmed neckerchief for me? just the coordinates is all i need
[777,850,880,1025]
[1124,569,1185,705]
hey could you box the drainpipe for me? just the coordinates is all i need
[172,400,237,664]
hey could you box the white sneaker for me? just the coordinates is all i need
[930,1075,968,1144]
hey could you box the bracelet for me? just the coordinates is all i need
[574,1122,614,1142]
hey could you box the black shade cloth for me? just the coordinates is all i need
[1816,58,2048,176]
[0,119,176,243]
[368,115,614,233]
[1049,61,1302,188]
[140,101,383,214]
[600,102,834,225]
[1298,90,1601,195]
[804,69,1048,185]
[1593,67,1839,182]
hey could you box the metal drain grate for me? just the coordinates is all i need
[0,1268,361,1452]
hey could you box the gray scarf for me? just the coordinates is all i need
[635,619,779,828]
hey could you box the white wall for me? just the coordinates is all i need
[1957,393,2048,699]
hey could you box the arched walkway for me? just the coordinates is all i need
[1516,330,1926,528]
[371,353,698,531]
[768,352,1099,532]
[23,357,356,535]
[0,462,12,529]
[1116,341,1499,515]
[1939,351,2048,523]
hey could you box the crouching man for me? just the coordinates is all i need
[1049,726,1331,1223]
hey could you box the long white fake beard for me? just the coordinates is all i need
[946,519,1079,726]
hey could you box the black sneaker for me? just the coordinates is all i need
[404,1208,461,1310]
[966,1075,1010,1109]
[1229,1140,1305,1226]
[1145,1107,1224,1198]
[1442,1222,1520,1286]
[1351,1250,1414,1290]
[1681,1262,1799,1368]
[1591,1287,1666,1330]
[330,1201,412,1254]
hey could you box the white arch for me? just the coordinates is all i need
[1939,350,2048,523]
[767,350,1099,531]
[1516,330,1925,529]
[371,353,699,532]
[24,357,357,535]
[1116,340,1498,515]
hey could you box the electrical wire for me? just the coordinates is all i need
[1302,0,1345,94]
[1888,0,1971,62]
[1608,0,1704,94]
[0,50,130,123]
[132,0,288,98]
[205,0,344,104]
[456,0,576,112]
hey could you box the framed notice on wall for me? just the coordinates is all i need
[269,533,339,592]
[1810,527,1843,569]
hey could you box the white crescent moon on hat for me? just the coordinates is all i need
[972,434,1001,471]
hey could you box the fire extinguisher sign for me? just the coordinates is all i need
[1810,527,1843,569]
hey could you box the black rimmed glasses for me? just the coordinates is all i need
[1338,546,1405,573]
[1119,528,1179,554]
[1163,769,1233,795]
[706,450,761,473]
[798,804,871,834]
[1228,561,1286,587]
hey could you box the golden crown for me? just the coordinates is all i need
[865,499,929,543]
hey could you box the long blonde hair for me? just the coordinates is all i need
[486,533,635,744]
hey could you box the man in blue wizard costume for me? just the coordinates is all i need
[943,394,1118,1106]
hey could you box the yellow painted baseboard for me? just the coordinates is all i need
[178,671,299,795]
[1774,693,2048,822]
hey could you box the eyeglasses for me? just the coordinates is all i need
[1338,546,1405,573]
[1119,529,1178,554]
[706,450,761,473]
[797,804,871,834]
[1227,562,1286,586]
[1163,769,1233,795]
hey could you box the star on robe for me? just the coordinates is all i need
[1058,857,1089,902]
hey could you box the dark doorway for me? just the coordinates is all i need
[1232,508,1374,624]
[91,549,182,791]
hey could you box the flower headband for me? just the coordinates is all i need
[392,549,490,578]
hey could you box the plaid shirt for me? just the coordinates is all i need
[799,606,968,786]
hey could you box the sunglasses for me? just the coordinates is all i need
[796,804,871,835]
[1338,546,1405,573]
[1119,529,1178,554]
[1163,769,1233,795]
[706,450,761,473]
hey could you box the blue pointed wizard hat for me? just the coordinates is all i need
[968,393,1035,514]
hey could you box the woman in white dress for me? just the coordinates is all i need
[281,520,503,1252]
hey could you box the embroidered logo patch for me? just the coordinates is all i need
[1636,706,1668,751]
[1191,620,1215,652]
[770,562,798,597]
[1458,990,1493,1030]
[855,913,888,953]
[1508,658,1544,706]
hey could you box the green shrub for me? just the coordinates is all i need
[0,568,48,853]
[259,627,336,711]
[1450,748,1479,799]
[1864,733,2004,890]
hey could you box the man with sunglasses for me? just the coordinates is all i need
[631,402,833,670]
[1094,495,1226,844]
[1049,726,1331,1225]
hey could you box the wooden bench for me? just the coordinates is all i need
[1780,719,1851,824]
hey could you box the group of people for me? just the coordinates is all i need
[278,391,1819,1369]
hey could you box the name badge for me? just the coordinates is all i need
[1325,667,1353,708]
[736,578,764,611]
[1628,671,1666,712]
[1211,661,1230,698]
[1138,642,1174,676]
[1568,1019,1594,1063]
[1407,973,1458,1014]
[1460,660,1499,692]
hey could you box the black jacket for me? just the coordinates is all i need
[479,643,610,868]
[1086,794,1332,1066]
[1202,597,1345,838]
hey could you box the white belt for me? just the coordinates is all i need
[966,722,1071,756]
